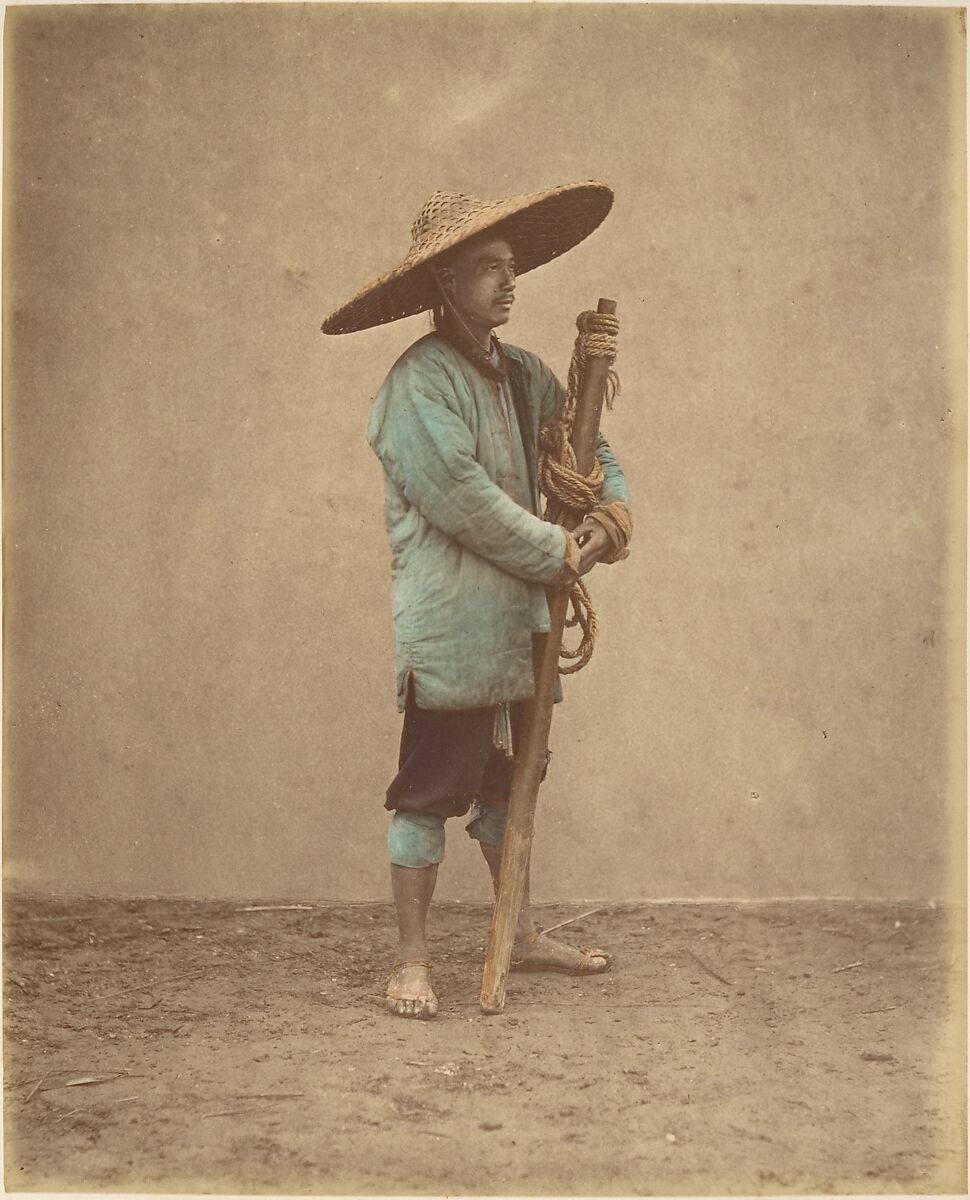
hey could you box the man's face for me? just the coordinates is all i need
[438,236,516,337]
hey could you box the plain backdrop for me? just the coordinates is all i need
[4,3,966,903]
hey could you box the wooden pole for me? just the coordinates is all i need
[480,298,617,1015]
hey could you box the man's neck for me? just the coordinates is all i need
[436,311,506,383]
[466,328,493,353]
[454,311,493,353]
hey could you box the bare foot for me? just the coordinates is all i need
[385,961,439,1019]
[510,930,610,975]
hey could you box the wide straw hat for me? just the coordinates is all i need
[321,180,613,335]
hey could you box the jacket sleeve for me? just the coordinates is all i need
[368,360,570,586]
[593,431,632,509]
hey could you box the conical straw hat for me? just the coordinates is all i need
[321,180,613,335]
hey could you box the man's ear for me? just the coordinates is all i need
[436,266,456,296]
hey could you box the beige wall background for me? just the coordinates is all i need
[4,4,966,903]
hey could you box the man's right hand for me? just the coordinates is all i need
[573,519,613,576]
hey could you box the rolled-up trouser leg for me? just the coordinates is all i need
[387,811,446,868]
[465,802,508,847]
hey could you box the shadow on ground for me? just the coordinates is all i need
[3,896,965,1195]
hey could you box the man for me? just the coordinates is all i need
[323,182,632,1019]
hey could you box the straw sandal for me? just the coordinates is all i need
[510,931,611,976]
[385,960,438,1019]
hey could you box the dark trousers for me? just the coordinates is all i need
[385,683,522,820]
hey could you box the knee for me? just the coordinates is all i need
[466,803,507,847]
[387,812,446,868]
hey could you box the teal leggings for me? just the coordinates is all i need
[388,804,507,868]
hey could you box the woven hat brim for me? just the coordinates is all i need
[321,181,614,335]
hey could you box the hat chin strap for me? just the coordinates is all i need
[433,272,494,354]
[431,271,507,385]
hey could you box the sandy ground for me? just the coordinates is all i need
[3,895,965,1196]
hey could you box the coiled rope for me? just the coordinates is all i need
[538,310,620,674]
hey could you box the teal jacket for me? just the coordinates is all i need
[367,333,630,711]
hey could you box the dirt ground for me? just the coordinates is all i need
[3,895,965,1196]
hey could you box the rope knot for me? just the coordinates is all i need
[569,312,620,415]
[576,310,620,360]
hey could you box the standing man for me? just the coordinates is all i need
[322,182,633,1019]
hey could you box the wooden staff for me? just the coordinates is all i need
[480,298,617,1015]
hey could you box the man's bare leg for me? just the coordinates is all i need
[477,840,609,973]
[387,863,439,1018]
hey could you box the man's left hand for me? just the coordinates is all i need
[572,518,613,576]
